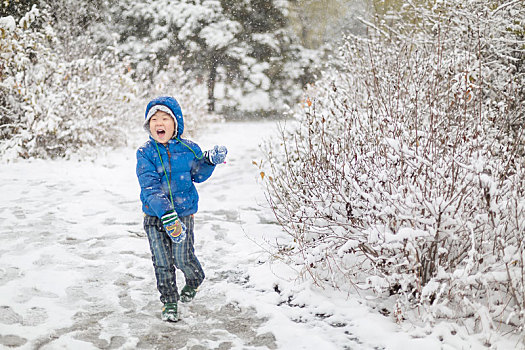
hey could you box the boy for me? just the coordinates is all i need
[136,96,227,322]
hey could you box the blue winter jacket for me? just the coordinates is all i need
[136,97,215,218]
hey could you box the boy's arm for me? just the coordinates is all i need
[191,157,215,183]
[180,139,216,183]
[136,148,173,217]
[191,144,228,182]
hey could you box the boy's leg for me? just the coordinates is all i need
[144,215,179,303]
[173,215,205,289]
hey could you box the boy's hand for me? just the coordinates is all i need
[204,145,228,165]
[161,210,187,243]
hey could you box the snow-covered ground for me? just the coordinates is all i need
[0,120,520,349]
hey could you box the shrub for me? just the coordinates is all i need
[0,6,141,159]
[263,0,524,339]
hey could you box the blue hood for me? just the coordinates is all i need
[144,96,184,138]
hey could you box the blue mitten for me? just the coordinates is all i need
[204,145,228,165]
[161,210,186,243]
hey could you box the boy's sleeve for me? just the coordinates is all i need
[136,147,173,217]
[190,143,215,183]
[191,157,215,183]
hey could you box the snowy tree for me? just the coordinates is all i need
[288,0,366,48]
[263,0,525,342]
[111,0,316,114]
[1,1,220,160]
[0,0,39,19]
[41,0,117,58]
[0,5,141,159]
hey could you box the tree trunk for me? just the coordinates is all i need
[207,60,217,112]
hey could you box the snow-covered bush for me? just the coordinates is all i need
[0,6,141,160]
[263,0,524,340]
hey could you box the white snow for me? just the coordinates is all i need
[0,16,16,32]
[0,120,519,349]
[199,20,241,49]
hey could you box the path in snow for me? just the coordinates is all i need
[0,121,283,350]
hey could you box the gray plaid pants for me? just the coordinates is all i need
[143,214,205,304]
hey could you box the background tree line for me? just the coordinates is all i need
[0,0,332,158]
[0,0,374,159]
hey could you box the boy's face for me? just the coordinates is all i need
[149,110,175,144]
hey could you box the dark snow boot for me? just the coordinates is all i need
[161,302,178,322]
[180,285,197,303]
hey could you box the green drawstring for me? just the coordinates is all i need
[154,141,176,209]
[176,137,204,160]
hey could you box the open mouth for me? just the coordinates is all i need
[156,129,166,137]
